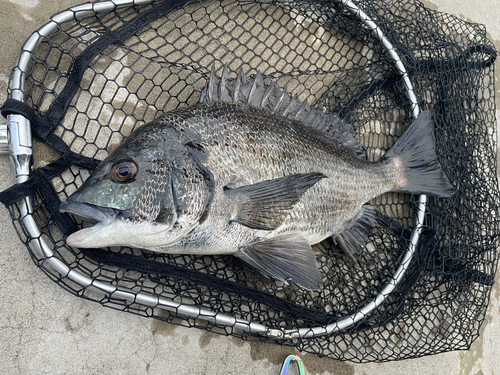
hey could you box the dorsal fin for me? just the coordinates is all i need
[219,65,232,102]
[200,65,365,157]
[247,71,265,106]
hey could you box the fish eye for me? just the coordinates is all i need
[111,160,138,183]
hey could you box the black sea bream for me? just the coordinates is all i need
[60,66,454,290]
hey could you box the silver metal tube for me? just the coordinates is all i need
[0,123,8,155]
[8,114,32,183]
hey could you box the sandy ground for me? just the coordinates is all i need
[1,0,499,374]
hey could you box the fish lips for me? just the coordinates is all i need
[59,201,120,247]
[59,201,118,224]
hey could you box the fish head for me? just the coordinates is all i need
[60,124,212,250]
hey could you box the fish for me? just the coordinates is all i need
[59,65,454,290]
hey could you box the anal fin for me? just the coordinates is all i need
[334,204,379,262]
[238,233,322,291]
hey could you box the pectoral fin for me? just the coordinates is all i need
[238,232,322,291]
[225,172,326,230]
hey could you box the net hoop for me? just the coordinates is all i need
[3,0,425,340]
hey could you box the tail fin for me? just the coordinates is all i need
[384,111,454,197]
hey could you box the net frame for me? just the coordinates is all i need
[0,0,425,340]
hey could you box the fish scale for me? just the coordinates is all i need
[59,68,453,290]
[156,102,390,237]
[129,151,170,222]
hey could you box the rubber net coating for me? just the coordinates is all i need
[1,0,498,362]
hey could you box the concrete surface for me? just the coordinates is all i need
[1,0,499,374]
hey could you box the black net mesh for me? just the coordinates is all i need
[1,0,498,362]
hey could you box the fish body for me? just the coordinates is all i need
[60,67,454,290]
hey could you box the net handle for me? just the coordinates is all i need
[2,0,424,340]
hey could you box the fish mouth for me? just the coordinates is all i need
[59,200,191,250]
[59,201,119,247]
[59,201,118,224]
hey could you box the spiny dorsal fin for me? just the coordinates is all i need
[219,65,232,102]
[200,64,218,103]
[293,99,312,123]
[260,80,278,110]
[234,68,253,103]
[201,65,365,157]
[273,85,289,113]
[247,71,265,106]
[282,94,301,118]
